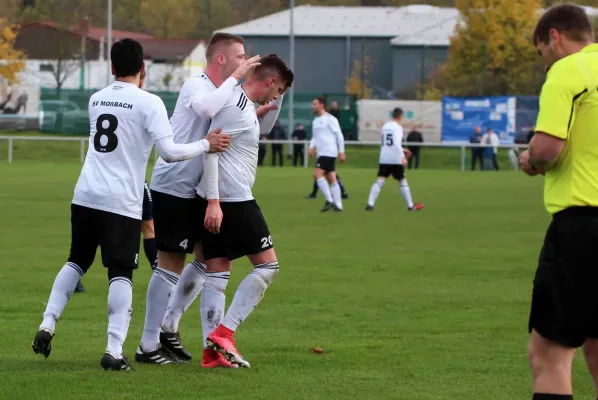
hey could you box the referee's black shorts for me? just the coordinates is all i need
[529,206,598,347]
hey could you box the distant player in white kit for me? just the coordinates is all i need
[366,107,424,212]
[31,38,229,371]
[197,54,294,368]
[308,96,346,212]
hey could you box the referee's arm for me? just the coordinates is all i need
[528,68,584,172]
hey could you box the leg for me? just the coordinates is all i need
[308,178,318,198]
[493,154,500,171]
[33,205,98,358]
[314,166,333,205]
[528,330,575,396]
[138,192,196,362]
[141,220,157,270]
[336,174,348,198]
[99,210,141,370]
[142,181,157,270]
[367,167,388,209]
[162,243,206,336]
[327,171,343,210]
[414,149,421,169]
[583,339,598,396]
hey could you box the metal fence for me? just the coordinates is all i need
[0,135,529,171]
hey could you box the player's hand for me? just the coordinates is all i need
[206,129,230,153]
[403,148,412,159]
[401,157,408,166]
[519,150,541,176]
[231,55,261,81]
[339,153,346,163]
[204,201,223,234]
[308,148,316,157]
[256,103,278,118]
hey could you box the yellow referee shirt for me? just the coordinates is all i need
[535,43,598,215]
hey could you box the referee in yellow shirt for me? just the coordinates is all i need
[519,5,598,400]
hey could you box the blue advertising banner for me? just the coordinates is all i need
[441,96,517,143]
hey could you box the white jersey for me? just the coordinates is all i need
[196,86,259,202]
[150,74,215,198]
[379,120,405,165]
[72,81,172,220]
[309,112,345,158]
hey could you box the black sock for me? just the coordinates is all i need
[310,180,318,196]
[143,238,157,270]
[532,394,573,399]
[336,175,347,195]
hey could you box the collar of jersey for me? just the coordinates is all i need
[112,80,138,87]
[581,43,598,54]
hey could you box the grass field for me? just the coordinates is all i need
[0,160,595,400]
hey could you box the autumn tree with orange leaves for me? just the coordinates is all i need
[0,19,25,83]
[423,0,546,99]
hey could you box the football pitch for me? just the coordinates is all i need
[0,162,595,399]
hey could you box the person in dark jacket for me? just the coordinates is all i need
[292,123,306,167]
[406,128,423,169]
[269,120,285,167]
[469,126,484,171]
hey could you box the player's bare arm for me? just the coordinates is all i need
[527,132,565,172]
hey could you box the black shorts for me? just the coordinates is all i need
[152,190,204,254]
[68,204,141,271]
[142,181,153,221]
[528,207,598,348]
[315,156,336,173]
[199,197,273,261]
[377,164,405,180]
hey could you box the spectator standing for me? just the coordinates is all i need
[469,126,484,171]
[482,128,500,171]
[292,123,306,167]
[406,128,423,169]
[269,120,285,167]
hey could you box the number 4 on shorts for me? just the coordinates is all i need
[179,239,188,249]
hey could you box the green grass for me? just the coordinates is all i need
[0,134,516,170]
[1,161,593,400]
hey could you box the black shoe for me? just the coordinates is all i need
[32,329,53,358]
[74,280,87,293]
[320,201,335,212]
[160,331,192,361]
[101,352,132,371]
[134,345,177,365]
[342,193,349,200]
[332,205,343,212]
[305,194,317,199]
[365,205,374,211]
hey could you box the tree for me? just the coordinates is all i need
[0,19,26,83]
[345,57,373,99]
[424,0,544,98]
[139,0,198,38]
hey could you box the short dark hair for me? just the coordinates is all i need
[315,96,326,107]
[206,32,244,61]
[252,53,294,87]
[111,38,144,78]
[533,4,593,45]
[392,107,403,119]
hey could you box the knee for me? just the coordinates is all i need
[254,262,279,285]
[376,178,385,187]
[108,267,133,282]
[157,251,186,274]
[528,333,573,378]
[584,340,598,365]
[399,179,408,187]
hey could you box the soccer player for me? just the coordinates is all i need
[31,38,229,371]
[305,174,349,199]
[137,33,266,366]
[365,108,424,212]
[197,53,294,368]
[518,5,598,399]
[308,96,346,212]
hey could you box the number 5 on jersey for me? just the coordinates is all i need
[94,114,119,153]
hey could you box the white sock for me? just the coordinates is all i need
[200,271,229,347]
[140,267,179,352]
[367,178,385,207]
[399,180,414,209]
[330,181,343,209]
[40,262,83,334]
[162,260,206,333]
[222,262,279,332]
[106,277,133,359]
[316,177,333,203]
